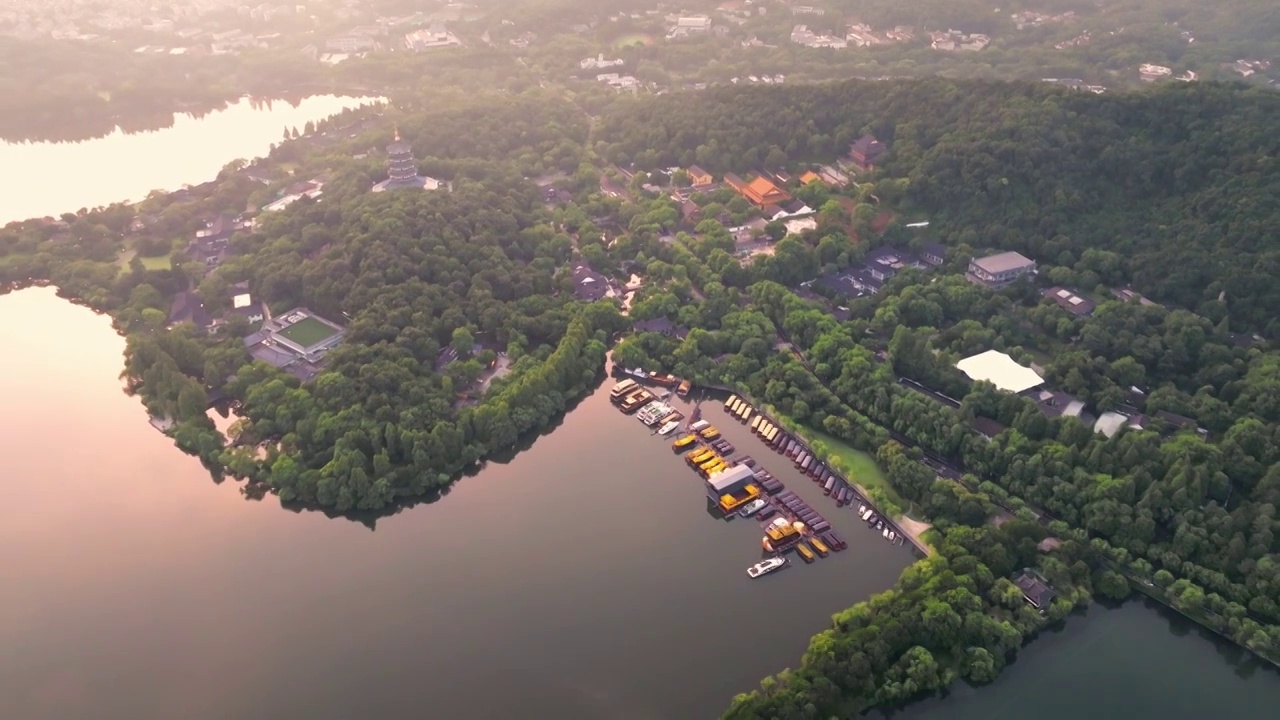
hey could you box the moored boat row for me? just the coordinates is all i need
[617,380,895,578]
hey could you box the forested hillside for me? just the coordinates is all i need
[597,80,1280,332]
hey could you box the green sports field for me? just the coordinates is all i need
[278,316,339,347]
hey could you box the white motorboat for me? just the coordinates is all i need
[747,556,787,579]
[658,420,680,435]
[738,498,768,518]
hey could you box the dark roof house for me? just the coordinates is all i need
[1155,410,1206,435]
[849,134,887,170]
[1043,287,1096,316]
[228,281,265,323]
[1025,388,1087,419]
[167,291,211,329]
[680,200,702,224]
[1013,570,1057,610]
[572,263,610,301]
[971,416,1007,440]
[632,317,689,340]
[920,242,947,266]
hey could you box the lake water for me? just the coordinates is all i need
[0,287,913,720]
[0,96,380,225]
[4,289,1276,720]
[880,598,1280,720]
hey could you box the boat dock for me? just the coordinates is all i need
[610,374,913,575]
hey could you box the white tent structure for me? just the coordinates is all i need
[956,350,1044,393]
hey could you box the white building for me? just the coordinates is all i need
[676,16,711,32]
[1139,63,1172,81]
[405,25,460,51]
[791,25,847,49]
[580,53,623,70]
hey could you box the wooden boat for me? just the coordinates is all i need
[672,434,698,451]
[809,537,831,556]
[610,378,639,402]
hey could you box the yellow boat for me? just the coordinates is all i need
[796,543,816,563]
[718,483,761,512]
[672,434,698,451]
[688,449,715,465]
[809,537,831,556]
[699,456,724,471]
[703,462,728,477]
[700,427,720,440]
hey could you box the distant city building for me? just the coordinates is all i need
[405,25,460,51]
[929,29,989,51]
[580,53,623,70]
[325,35,375,53]
[1139,63,1172,82]
[791,24,846,49]
[668,15,711,39]
[1042,77,1106,94]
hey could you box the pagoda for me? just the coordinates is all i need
[386,131,418,184]
[373,128,442,192]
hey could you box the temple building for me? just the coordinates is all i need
[725,173,791,207]
[372,129,443,192]
[849,134,887,171]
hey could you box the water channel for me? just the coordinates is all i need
[0,287,913,720]
[0,95,380,225]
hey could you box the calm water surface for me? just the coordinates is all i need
[7,289,1275,719]
[881,598,1279,720]
[0,287,912,720]
[0,96,379,224]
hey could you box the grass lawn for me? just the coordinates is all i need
[278,316,339,347]
[612,33,654,48]
[138,255,172,270]
[800,426,912,513]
